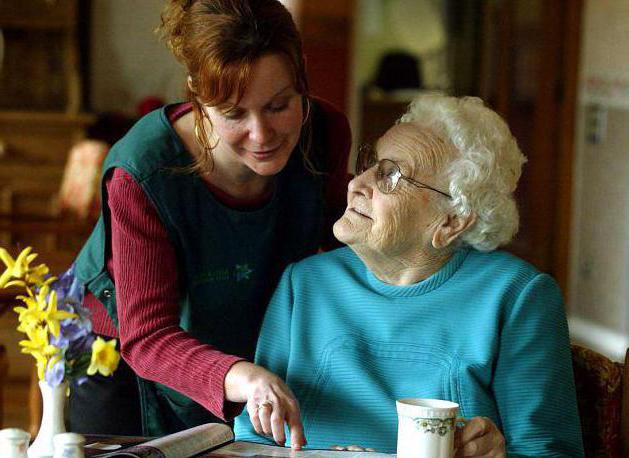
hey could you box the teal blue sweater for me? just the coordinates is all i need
[234,247,583,457]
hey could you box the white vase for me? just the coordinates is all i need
[28,381,67,458]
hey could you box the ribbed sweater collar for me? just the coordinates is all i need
[364,248,470,297]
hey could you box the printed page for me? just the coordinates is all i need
[207,441,393,458]
[92,423,234,458]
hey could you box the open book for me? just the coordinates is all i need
[84,423,392,458]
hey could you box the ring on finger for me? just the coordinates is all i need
[257,400,273,411]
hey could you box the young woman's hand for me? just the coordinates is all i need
[224,361,306,450]
[454,416,505,457]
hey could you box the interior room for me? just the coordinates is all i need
[0,0,627,455]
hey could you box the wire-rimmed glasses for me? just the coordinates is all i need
[355,144,452,198]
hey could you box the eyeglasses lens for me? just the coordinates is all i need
[356,145,377,175]
[377,159,400,193]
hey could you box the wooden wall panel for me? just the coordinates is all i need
[298,0,354,112]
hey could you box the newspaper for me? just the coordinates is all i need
[86,423,393,458]
[88,423,234,458]
[211,441,393,458]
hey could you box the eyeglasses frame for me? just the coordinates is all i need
[355,145,452,199]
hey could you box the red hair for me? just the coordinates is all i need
[158,0,309,172]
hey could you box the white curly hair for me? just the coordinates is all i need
[399,94,527,251]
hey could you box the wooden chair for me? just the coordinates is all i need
[0,344,8,428]
[571,344,628,457]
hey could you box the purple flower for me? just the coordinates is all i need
[53,266,84,309]
[62,313,92,342]
[45,359,65,387]
[49,331,70,350]
[48,264,92,357]
[71,302,93,335]
[65,333,95,362]
[49,310,92,351]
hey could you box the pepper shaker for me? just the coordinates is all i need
[53,432,85,458]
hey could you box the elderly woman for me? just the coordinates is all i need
[234,95,584,457]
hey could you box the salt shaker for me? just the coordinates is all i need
[0,428,30,458]
[53,432,86,458]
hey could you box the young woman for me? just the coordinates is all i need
[69,1,350,448]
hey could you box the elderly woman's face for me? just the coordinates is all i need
[334,123,451,258]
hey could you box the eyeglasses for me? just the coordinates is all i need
[355,144,452,198]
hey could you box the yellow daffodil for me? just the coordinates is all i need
[13,286,76,337]
[0,246,32,283]
[19,324,47,349]
[42,290,77,337]
[87,337,120,377]
[14,288,48,334]
[19,326,61,380]
[4,279,26,288]
[0,246,50,288]
[27,264,51,286]
[15,308,46,336]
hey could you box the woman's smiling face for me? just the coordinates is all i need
[334,123,452,258]
[203,53,304,178]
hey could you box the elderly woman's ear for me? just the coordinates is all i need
[432,212,476,249]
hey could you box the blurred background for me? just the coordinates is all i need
[0,0,627,431]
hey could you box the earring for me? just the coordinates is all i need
[194,116,212,157]
[302,97,311,126]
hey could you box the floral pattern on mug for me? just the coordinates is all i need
[413,417,455,436]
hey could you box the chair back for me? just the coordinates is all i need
[571,344,627,457]
[58,139,108,220]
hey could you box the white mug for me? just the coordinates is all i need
[396,398,459,458]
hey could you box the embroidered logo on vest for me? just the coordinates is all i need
[235,264,253,282]
[195,264,253,284]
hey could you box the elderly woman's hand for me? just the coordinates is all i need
[330,445,377,452]
[454,416,505,457]
[224,361,306,450]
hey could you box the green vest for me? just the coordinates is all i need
[75,103,333,436]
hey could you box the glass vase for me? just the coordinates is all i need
[28,380,68,458]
